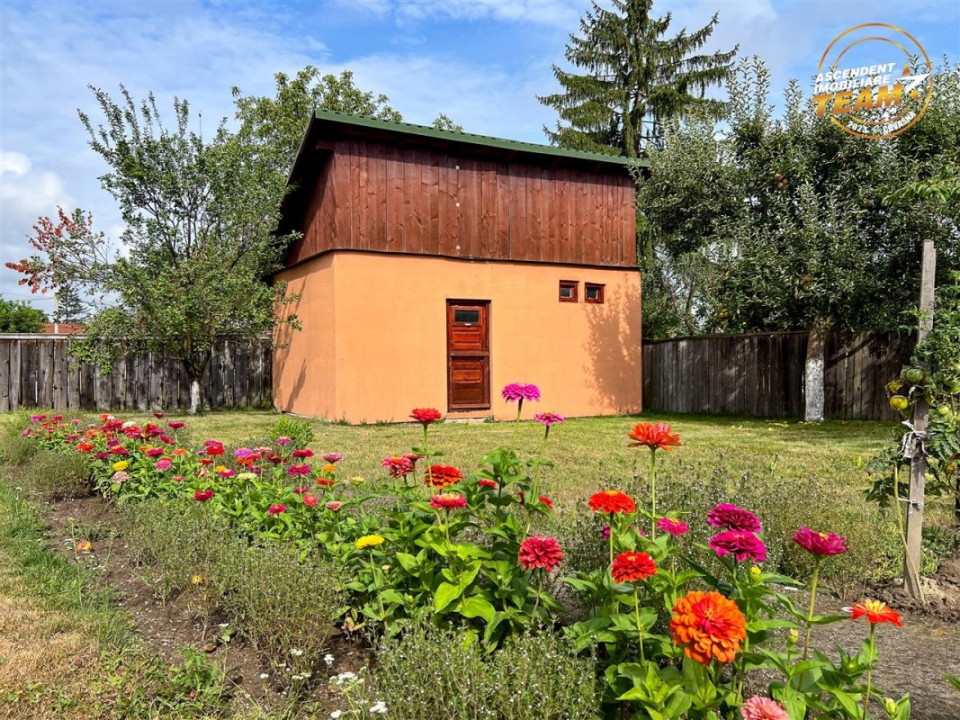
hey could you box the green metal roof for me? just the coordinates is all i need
[312,108,646,167]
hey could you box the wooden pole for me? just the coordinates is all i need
[904,240,936,600]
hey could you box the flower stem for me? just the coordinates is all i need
[802,559,821,660]
[862,624,876,720]
[525,430,550,535]
[633,586,645,663]
[650,449,658,539]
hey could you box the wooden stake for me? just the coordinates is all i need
[905,240,936,600]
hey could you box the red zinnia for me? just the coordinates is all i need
[792,527,848,557]
[268,504,287,515]
[518,536,564,572]
[288,464,311,477]
[193,490,214,502]
[204,441,224,457]
[611,551,657,584]
[168,421,185,430]
[302,493,318,508]
[707,504,762,533]
[425,465,463,489]
[709,531,767,563]
[410,408,443,426]
[477,479,498,489]
[628,422,681,451]
[518,491,553,510]
[588,490,636,515]
[430,493,467,511]
[847,599,902,626]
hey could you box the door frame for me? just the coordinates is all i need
[446,299,491,412]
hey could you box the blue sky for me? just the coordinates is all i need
[1,0,958,309]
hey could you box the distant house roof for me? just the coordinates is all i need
[43,322,84,335]
[279,109,644,237]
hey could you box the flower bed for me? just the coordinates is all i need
[20,392,919,719]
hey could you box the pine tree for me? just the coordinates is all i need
[54,283,85,323]
[539,0,737,157]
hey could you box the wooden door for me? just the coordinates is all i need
[447,301,490,410]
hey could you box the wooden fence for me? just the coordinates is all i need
[0,336,273,412]
[642,331,916,421]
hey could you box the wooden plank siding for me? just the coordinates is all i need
[0,336,273,412]
[642,331,915,421]
[285,139,636,269]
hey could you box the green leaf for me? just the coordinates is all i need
[457,596,496,622]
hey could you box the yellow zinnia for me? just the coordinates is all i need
[112,460,129,472]
[355,534,385,550]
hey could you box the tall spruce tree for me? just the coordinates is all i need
[539,0,736,157]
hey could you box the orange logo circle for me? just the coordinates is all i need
[814,23,933,140]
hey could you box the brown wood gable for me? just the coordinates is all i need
[284,138,637,269]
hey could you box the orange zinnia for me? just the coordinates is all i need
[425,465,463,489]
[628,422,681,451]
[848,599,902,627]
[670,590,746,665]
[588,490,636,514]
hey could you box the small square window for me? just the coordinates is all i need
[559,280,578,303]
[585,283,605,304]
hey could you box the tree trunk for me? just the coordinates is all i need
[804,318,830,422]
[189,377,202,416]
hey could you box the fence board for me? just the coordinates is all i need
[0,336,273,412]
[643,331,914,421]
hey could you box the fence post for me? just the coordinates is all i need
[904,240,936,600]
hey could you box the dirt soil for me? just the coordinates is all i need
[43,492,370,715]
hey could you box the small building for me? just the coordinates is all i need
[273,110,642,423]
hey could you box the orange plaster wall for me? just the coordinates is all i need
[273,254,337,418]
[274,252,642,423]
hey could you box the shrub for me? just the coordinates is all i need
[214,538,345,680]
[372,626,602,720]
[272,415,315,448]
[21,448,91,499]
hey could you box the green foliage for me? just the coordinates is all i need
[431,113,464,133]
[54,283,87,323]
[7,88,300,414]
[372,626,602,720]
[0,296,46,333]
[21,449,91,499]
[539,0,736,157]
[633,57,960,339]
[272,415,315,448]
[232,67,402,180]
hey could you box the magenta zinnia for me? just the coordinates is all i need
[657,517,690,537]
[534,412,565,427]
[518,536,563,572]
[792,526,848,557]
[709,530,767,563]
[707,503,762,533]
[268,504,287,515]
[501,383,541,403]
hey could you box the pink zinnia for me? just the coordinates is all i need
[502,383,541,403]
[302,493,318,508]
[268,504,287,515]
[707,504,762,533]
[322,452,343,463]
[292,486,308,495]
[382,455,415,478]
[792,527,848,557]
[657,517,690,537]
[288,464,311,477]
[534,412,565,427]
[112,471,129,483]
[430,493,467,511]
[145,447,164,458]
[325,501,343,512]
[218,468,235,479]
[741,697,790,720]
[194,489,214,502]
[234,448,253,459]
[275,436,291,445]
[518,536,563,572]
[154,458,172,471]
[709,531,767,563]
